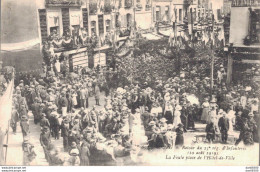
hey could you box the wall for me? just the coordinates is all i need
[136,12,153,29]
[229,7,249,45]
[1,0,43,72]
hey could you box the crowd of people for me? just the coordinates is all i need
[10,56,259,166]
[7,23,259,165]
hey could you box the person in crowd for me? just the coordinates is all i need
[60,91,68,116]
[10,107,19,134]
[206,118,216,144]
[40,126,51,162]
[218,112,230,144]
[175,123,184,148]
[20,115,30,138]
[40,113,50,130]
[94,84,101,106]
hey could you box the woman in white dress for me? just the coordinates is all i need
[173,105,182,129]
[227,109,236,133]
[131,109,147,146]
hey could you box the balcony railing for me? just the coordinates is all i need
[184,0,193,5]
[45,0,82,7]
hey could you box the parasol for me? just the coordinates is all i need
[186,94,200,105]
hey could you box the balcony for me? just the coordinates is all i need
[45,0,82,7]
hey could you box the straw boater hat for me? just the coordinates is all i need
[70,148,79,156]
[175,105,182,111]
[149,121,156,126]
[248,113,254,117]
[160,118,167,123]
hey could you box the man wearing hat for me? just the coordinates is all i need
[79,86,88,109]
[61,117,70,152]
[40,126,51,161]
[60,91,68,116]
[218,112,230,144]
[175,123,184,148]
[40,113,50,130]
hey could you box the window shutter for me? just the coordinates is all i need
[98,15,104,35]
[82,8,88,32]
[38,9,48,43]
[62,8,70,33]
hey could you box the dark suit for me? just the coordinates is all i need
[218,116,229,143]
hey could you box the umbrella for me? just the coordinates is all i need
[186,94,200,105]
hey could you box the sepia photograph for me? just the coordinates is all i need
[0,0,259,167]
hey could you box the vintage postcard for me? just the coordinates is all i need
[0,0,259,167]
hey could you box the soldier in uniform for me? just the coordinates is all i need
[10,108,19,134]
[61,117,70,152]
[40,113,50,130]
[40,126,51,162]
[20,115,30,138]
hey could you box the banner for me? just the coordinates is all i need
[1,39,40,52]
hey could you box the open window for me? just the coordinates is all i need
[91,21,97,35]
[50,26,59,36]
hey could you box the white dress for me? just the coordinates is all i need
[55,61,60,73]
[227,110,235,133]
[131,113,147,146]
[173,110,182,129]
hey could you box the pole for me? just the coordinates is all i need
[210,14,215,98]
[210,49,214,98]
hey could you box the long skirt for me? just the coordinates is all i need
[62,107,67,116]
[201,108,209,122]
[175,135,184,146]
[165,111,173,124]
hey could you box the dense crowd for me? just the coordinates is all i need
[10,61,259,166]
[9,30,260,165]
